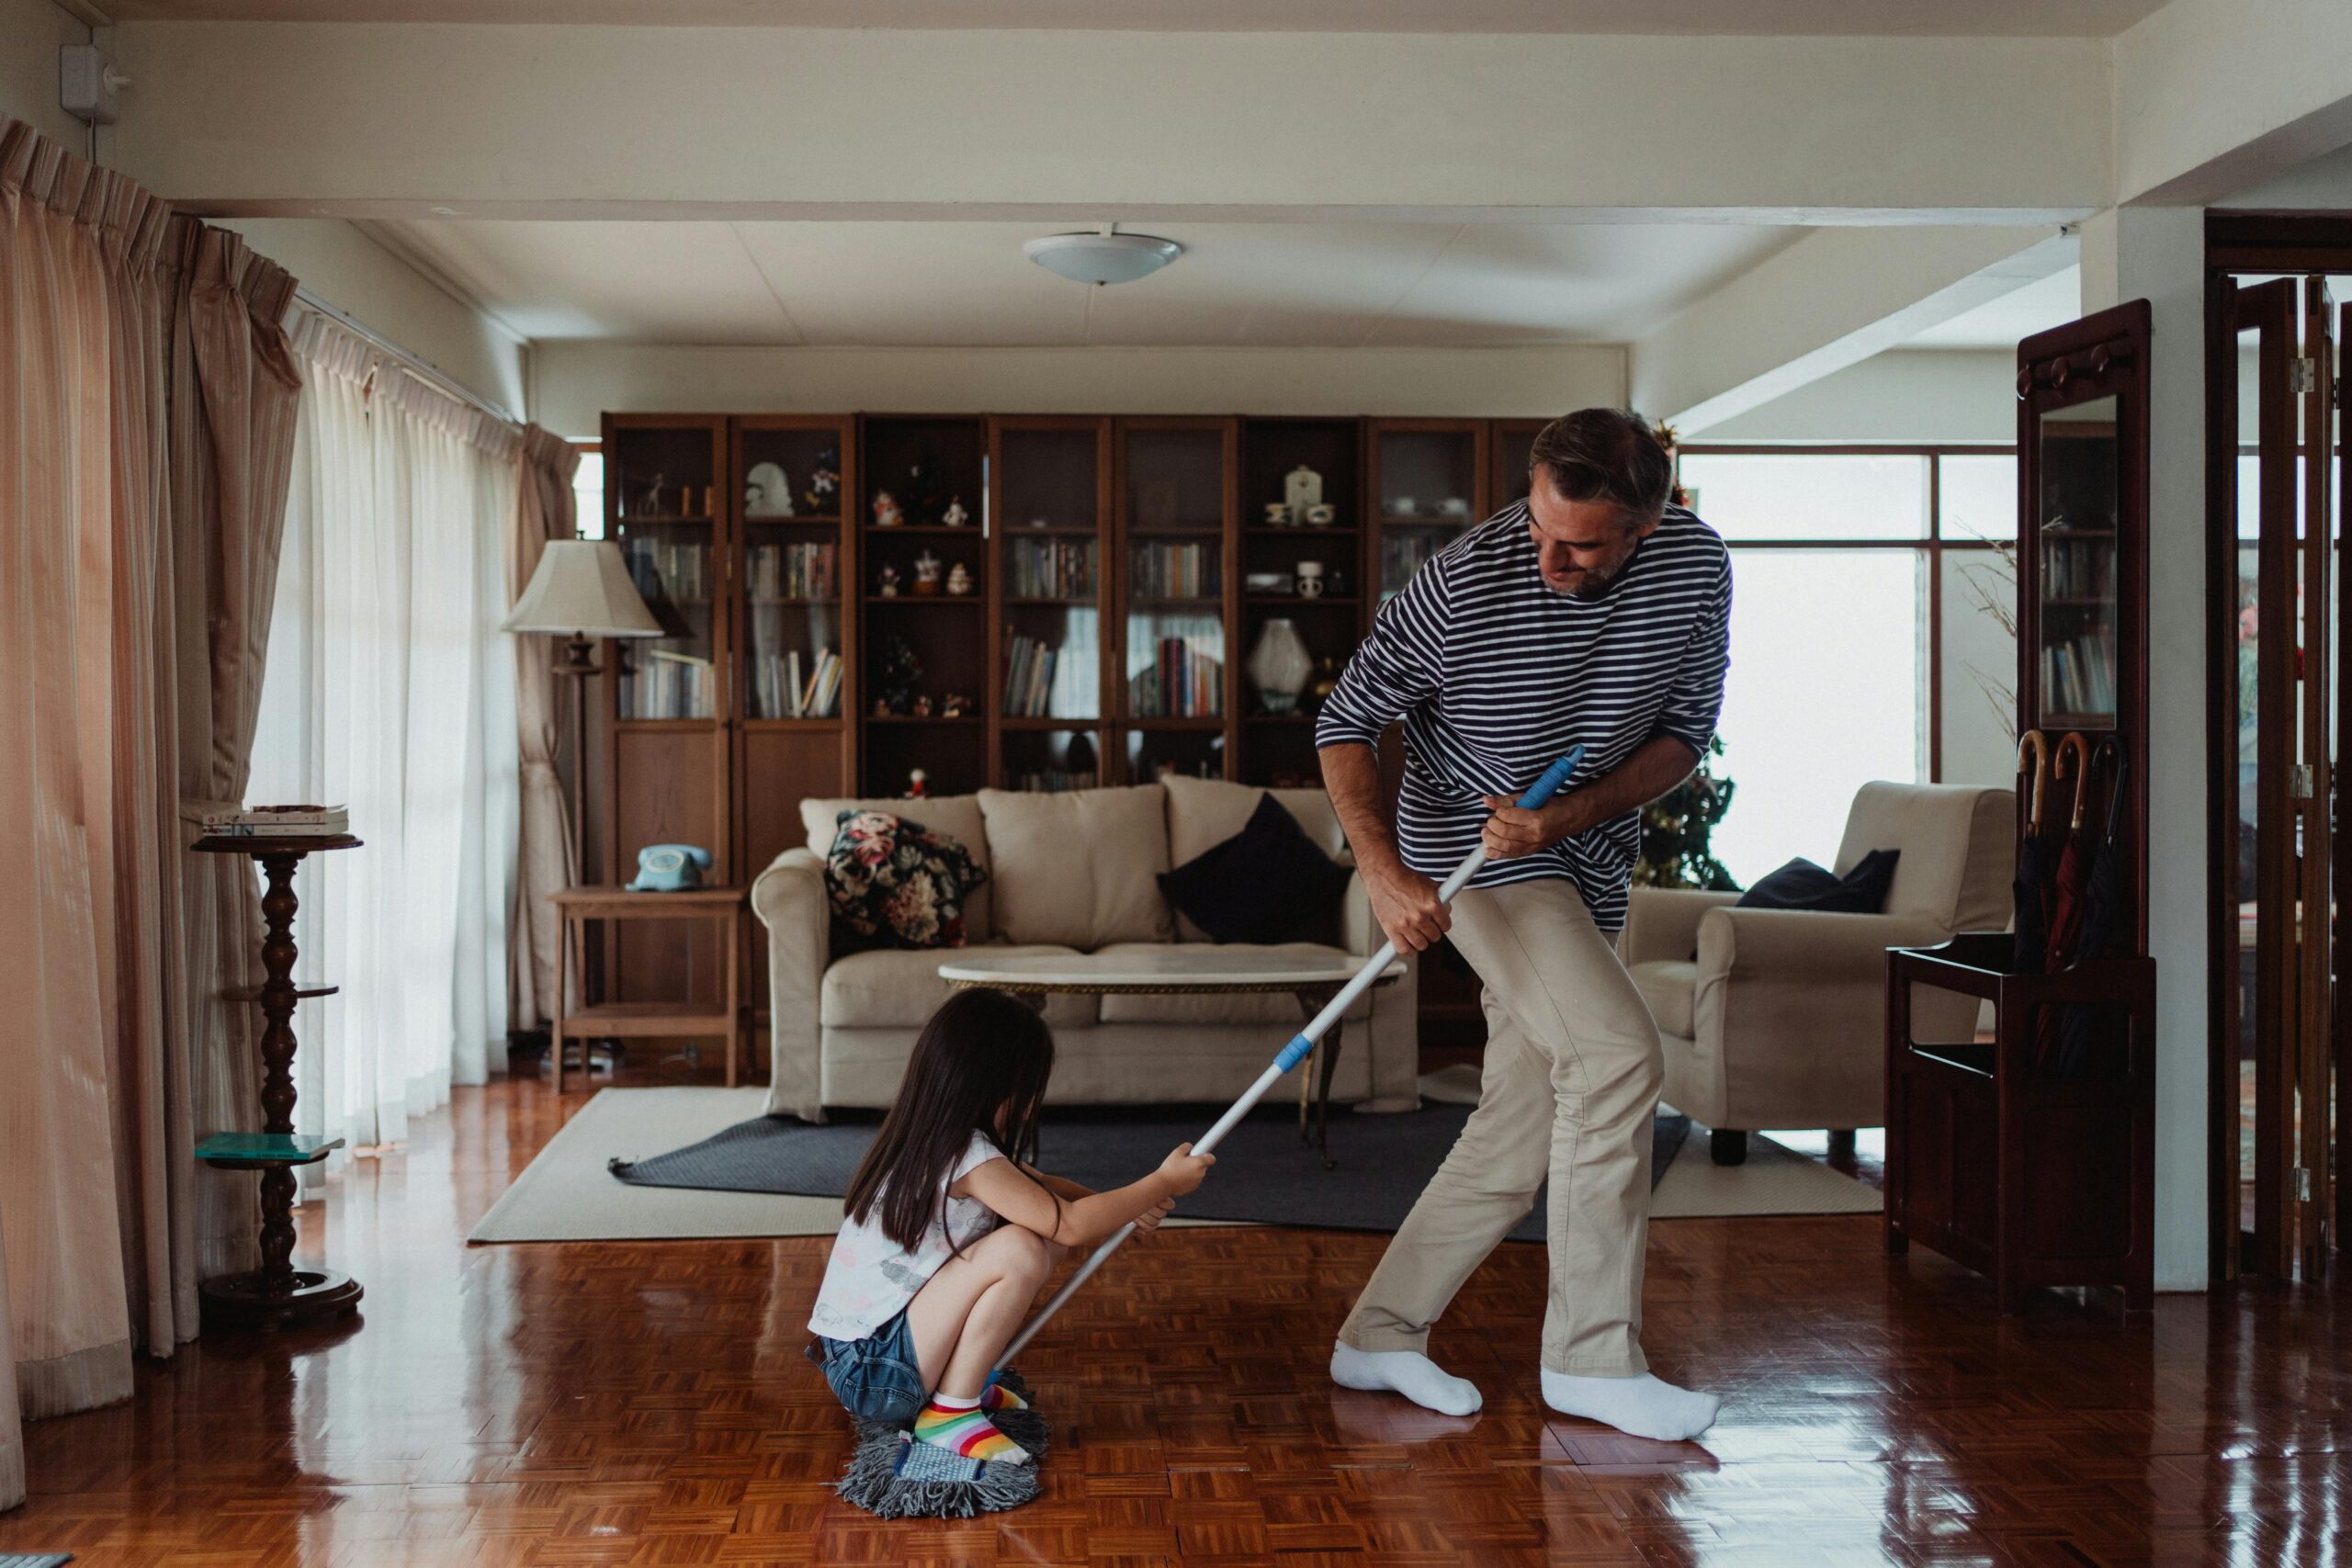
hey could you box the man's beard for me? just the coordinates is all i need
[1564,558,1624,600]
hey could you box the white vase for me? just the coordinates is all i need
[1247,618,1314,716]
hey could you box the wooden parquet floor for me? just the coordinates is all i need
[4,1057,2346,1567]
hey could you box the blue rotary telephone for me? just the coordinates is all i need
[626,843,713,892]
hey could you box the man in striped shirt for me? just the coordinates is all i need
[1317,409,1730,1443]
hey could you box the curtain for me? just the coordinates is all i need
[510,425,582,1032]
[1,116,303,1510]
[252,315,519,1165]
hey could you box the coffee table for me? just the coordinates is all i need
[936,949,1408,1168]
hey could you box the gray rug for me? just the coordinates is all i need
[610,1102,1690,1243]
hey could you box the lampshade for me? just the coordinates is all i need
[503,539,663,638]
[1023,231,1182,287]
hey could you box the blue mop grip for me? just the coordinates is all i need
[1515,747,1583,811]
[1274,1032,1316,1073]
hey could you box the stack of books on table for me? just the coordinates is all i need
[200,805,350,838]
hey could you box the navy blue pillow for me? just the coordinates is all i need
[1158,793,1352,944]
[1734,848,1901,915]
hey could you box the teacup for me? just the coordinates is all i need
[1437,497,1470,518]
[1296,562,1326,600]
[1263,502,1293,525]
[1389,495,1419,516]
[1305,503,1337,527]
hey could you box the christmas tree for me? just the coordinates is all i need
[1634,735,1739,891]
[875,635,923,716]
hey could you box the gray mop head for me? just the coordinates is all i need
[834,1369,1050,1519]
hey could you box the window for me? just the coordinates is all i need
[1675,447,2017,887]
[573,444,605,539]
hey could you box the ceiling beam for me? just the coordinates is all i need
[1632,224,2073,433]
[106,23,2112,220]
[2115,0,2352,208]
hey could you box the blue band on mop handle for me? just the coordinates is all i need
[1515,747,1584,811]
[1273,1032,1316,1073]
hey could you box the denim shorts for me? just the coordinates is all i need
[810,1306,926,1426]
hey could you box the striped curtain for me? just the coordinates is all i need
[0,116,302,1510]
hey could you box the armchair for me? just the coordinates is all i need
[1620,781,2015,1165]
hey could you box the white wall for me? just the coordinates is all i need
[215,218,527,414]
[1701,351,2017,445]
[528,343,1626,440]
[0,0,93,152]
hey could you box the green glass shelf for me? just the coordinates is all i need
[196,1132,345,1168]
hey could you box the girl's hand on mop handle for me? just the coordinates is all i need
[1132,1196,1176,1235]
[1157,1142,1216,1196]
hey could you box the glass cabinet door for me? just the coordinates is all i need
[607,423,720,721]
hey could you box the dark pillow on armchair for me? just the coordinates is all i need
[1157,792,1353,945]
[1734,847,1901,915]
[825,809,989,951]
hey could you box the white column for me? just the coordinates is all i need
[2077,205,2209,1292]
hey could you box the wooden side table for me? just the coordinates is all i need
[191,833,366,1329]
[551,885,748,1092]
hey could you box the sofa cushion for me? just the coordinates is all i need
[1736,849,1899,917]
[823,809,989,950]
[977,786,1176,949]
[1628,959,1698,1040]
[820,944,1098,1030]
[802,793,991,940]
[1160,774,1347,942]
[1091,942,1376,1026]
[1158,793,1352,945]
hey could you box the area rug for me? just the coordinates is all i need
[469,1084,1877,1245]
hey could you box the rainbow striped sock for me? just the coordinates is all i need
[912,1395,1029,1465]
[980,1382,1027,1413]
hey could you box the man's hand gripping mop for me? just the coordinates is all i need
[835,749,1585,1519]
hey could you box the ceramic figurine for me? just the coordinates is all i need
[640,472,668,517]
[804,455,840,513]
[912,695,933,718]
[945,561,973,596]
[872,490,904,528]
[744,462,794,518]
[912,549,944,596]
[908,768,928,799]
[876,562,901,597]
[942,693,970,717]
[1283,464,1323,518]
[942,496,970,528]
[1305,502,1337,527]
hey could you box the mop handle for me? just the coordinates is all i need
[990,746,1586,1373]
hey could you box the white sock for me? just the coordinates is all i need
[1330,1343,1483,1416]
[1540,1369,1720,1442]
[929,1391,979,1410]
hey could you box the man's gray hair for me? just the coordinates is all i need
[1528,409,1673,525]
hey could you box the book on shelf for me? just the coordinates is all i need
[624,647,717,719]
[1128,540,1218,600]
[1010,538,1097,599]
[1003,633,1062,718]
[1126,637,1223,718]
[750,647,842,718]
[2042,633,2118,716]
[201,804,347,830]
[623,536,709,601]
[748,542,838,601]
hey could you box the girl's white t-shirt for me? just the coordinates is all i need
[808,1130,1006,1341]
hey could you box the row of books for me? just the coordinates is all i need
[2041,537,2116,600]
[1127,637,1224,718]
[1009,539,1096,599]
[199,804,349,838]
[2043,635,2118,716]
[750,649,843,719]
[1003,634,1063,717]
[624,537,710,603]
[620,648,716,719]
[1380,536,1439,597]
[1130,542,1217,600]
[1010,770,1100,794]
[750,543,838,602]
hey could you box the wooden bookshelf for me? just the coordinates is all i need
[1114,417,1239,785]
[990,415,1113,793]
[859,414,989,797]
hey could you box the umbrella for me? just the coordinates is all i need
[2011,730,2052,976]
[2052,737,2132,1077]
[2036,734,2096,1068]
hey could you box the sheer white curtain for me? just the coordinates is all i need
[251,315,519,1166]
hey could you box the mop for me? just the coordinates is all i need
[834,748,1586,1519]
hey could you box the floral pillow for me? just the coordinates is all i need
[825,809,989,951]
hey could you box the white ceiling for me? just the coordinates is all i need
[367,219,1808,348]
[104,0,2171,33]
[1905,266,2082,350]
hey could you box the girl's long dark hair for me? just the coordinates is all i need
[844,987,1057,1253]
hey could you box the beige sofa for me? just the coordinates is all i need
[752,776,1419,1122]
[1618,781,2015,1165]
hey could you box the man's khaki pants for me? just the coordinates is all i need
[1340,877,1662,1376]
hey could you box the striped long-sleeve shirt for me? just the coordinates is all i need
[1314,501,1732,932]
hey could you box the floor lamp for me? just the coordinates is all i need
[503,539,662,1065]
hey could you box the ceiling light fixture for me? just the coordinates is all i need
[1023,224,1183,287]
